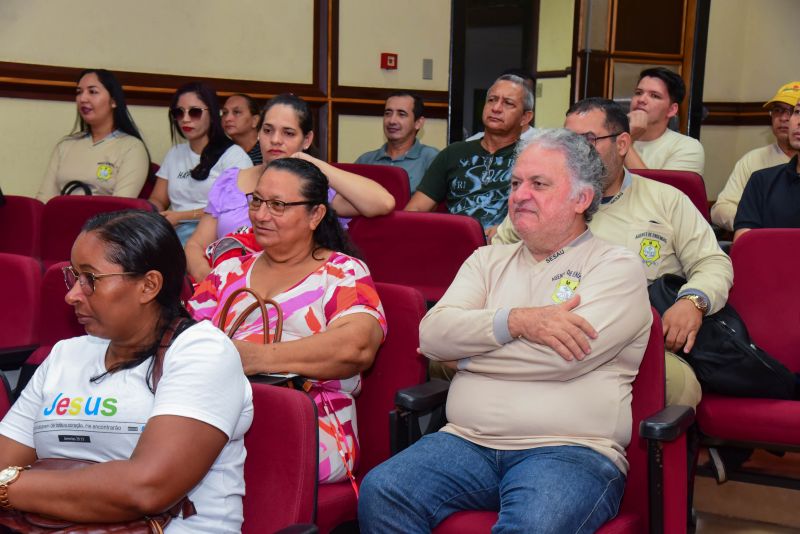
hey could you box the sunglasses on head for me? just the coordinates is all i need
[170,107,208,120]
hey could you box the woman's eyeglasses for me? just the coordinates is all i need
[246,193,316,216]
[62,266,136,296]
[170,107,208,120]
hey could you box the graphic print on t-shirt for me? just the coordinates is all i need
[36,391,146,445]
[449,153,514,228]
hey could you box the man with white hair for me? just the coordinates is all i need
[360,129,652,533]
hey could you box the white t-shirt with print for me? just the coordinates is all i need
[157,143,252,212]
[0,321,253,534]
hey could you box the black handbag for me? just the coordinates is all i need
[648,274,796,399]
[59,181,92,196]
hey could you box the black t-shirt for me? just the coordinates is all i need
[734,156,800,231]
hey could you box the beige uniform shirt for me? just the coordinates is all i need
[37,131,149,202]
[421,231,652,473]
[494,173,732,313]
[634,128,705,175]
[710,143,790,231]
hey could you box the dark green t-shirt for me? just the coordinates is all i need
[416,139,517,228]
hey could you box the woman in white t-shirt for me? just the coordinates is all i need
[0,210,252,533]
[149,82,253,244]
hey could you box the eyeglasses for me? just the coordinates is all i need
[62,266,137,296]
[578,132,623,146]
[769,106,793,119]
[246,193,317,216]
[170,107,208,120]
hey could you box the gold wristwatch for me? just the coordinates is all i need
[0,465,29,510]
[680,294,709,315]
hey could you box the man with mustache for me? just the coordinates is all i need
[494,98,733,408]
[734,98,800,240]
[712,82,800,231]
[355,91,439,193]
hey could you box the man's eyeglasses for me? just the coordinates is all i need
[246,193,317,216]
[578,132,623,146]
[170,107,208,120]
[62,266,136,296]
[769,106,793,119]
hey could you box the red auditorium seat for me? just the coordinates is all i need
[348,211,486,303]
[40,195,155,268]
[243,383,318,533]
[630,169,710,223]
[696,229,800,487]
[331,163,410,209]
[0,253,41,363]
[16,262,83,393]
[0,371,12,418]
[137,162,160,200]
[0,195,44,258]
[315,282,428,533]
[394,308,694,534]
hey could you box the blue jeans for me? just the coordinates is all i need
[174,220,199,246]
[359,432,625,534]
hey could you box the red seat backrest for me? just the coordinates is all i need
[0,253,41,352]
[630,169,710,222]
[433,308,667,534]
[728,229,800,372]
[243,383,318,533]
[348,211,486,302]
[355,282,428,475]
[331,163,410,209]
[137,162,160,200]
[40,196,155,268]
[0,195,44,258]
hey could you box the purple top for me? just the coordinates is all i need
[206,167,348,239]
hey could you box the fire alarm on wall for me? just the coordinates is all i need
[380,53,398,70]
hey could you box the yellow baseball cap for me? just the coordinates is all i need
[763,82,800,108]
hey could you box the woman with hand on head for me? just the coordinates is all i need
[36,69,149,202]
[222,93,262,165]
[0,210,252,532]
[189,158,386,485]
[149,82,253,245]
[184,93,395,281]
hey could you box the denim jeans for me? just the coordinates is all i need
[359,432,625,534]
[174,220,199,246]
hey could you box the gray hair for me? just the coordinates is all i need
[492,74,535,112]
[515,128,606,221]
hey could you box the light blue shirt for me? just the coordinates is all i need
[355,139,439,193]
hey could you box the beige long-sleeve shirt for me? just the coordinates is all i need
[421,231,652,473]
[710,143,790,231]
[36,131,149,202]
[494,173,732,314]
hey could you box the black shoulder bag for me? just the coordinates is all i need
[648,274,796,399]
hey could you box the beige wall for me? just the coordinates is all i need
[702,0,800,199]
[537,0,574,72]
[336,115,448,164]
[534,0,574,127]
[0,0,314,83]
[0,98,174,196]
[535,77,573,128]
[338,0,451,90]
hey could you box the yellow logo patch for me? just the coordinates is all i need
[552,277,580,304]
[96,164,114,181]
[639,238,661,266]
